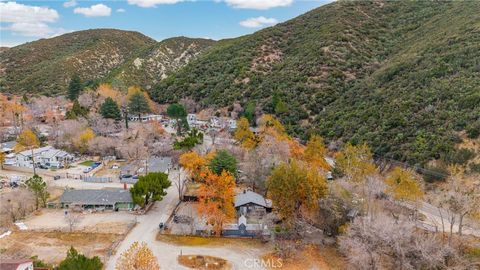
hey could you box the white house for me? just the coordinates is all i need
[187,114,197,126]
[128,114,163,122]
[16,146,73,169]
[1,141,16,166]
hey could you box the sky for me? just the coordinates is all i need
[0,0,333,47]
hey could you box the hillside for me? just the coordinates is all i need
[0,29,156,96]
[107,37,215,90]
[151,0,480,165]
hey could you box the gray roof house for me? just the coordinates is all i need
[235,190,273,216]
[59,189,134,211]
[235,190,272,209]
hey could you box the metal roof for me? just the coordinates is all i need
[60,189,133,205]
[234,191,272,208]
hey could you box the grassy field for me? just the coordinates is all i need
[156,234,263,248]
[78,160,94,167]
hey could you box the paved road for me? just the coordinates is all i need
[401,201,480,237]
[105,169,265,270]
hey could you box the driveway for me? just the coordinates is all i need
[105,169,266,270]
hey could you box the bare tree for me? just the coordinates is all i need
[65,210,83,232]
[339,214,465,270]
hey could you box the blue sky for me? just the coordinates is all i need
[0,0,332,47]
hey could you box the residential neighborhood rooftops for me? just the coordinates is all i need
[235,190,272,209]
[60,189,133,205]
[0,258,33,270]
[0,141,16,152]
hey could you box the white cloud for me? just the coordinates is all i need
[0,2,59,23]
[116,8,126,13]
[240,16,278,28]
[3,23,70,37]
[74,4,111,17]
[127,0,183,8]
[225,0,292,10]
[63,0,77,8]
[0,2,67,38]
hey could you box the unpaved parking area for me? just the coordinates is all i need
[0,231,121,265]
[24,209,137,234]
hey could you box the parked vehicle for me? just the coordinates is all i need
[158,214,169,230]
[119,174,132,179]
[53,175,61,180]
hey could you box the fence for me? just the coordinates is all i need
[83,176,112,183]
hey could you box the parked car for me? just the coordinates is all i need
[132,175,139,180]
[53,175,61,180]
[119,174,132,179]
[111,164,119,169]
[83,167,92,173]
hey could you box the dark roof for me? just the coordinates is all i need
[60,189,133,205]
[235,191,272,208]
[0,259,33,270]
[148,156,172,173]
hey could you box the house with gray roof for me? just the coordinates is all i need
[59,189,134,211]
[235,190,272,217]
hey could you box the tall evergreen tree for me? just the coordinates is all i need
[100,97,121,120]
[128,92,151,119]
[166,103,187,135]
[68,74,82,101]
[209,150,238,177]
[58,247,103,270]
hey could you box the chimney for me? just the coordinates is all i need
[124,183,127,190]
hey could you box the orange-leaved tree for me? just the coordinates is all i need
[257,114,289,141]
[302,134,331,171]
[116,241,160,270]
[15,129,40,174]
[179,151,215,181]
[234,117,257,149]
[266,160,328,228]
[74,128,95,154]
[335,143,377,182]
[385,167,423,202]
[197,169,236,236]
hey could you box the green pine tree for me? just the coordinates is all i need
[209,150,238,177]
[128,92,151,120]
[68,74,82,101]
[166,103,187,135]
[25,174,49,210]
[58,247,103,270]
[100,97,121,120]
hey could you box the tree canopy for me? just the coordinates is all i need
[128,91,151,118]
[267,160,328,228]
[58,247,103,270]
[116,242,160,270]
[25,174,49,210]
[166,103,187,135]
[209,150,238,177]
[100,97,122,120]
[130,172,171,207]
[68,74,82,101]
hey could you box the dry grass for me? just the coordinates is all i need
[262,244,346,270]
[0,231,120,264]
[178,255,232,270]
[156,234,263,248]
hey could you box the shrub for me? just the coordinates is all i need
[421,165,449,183]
